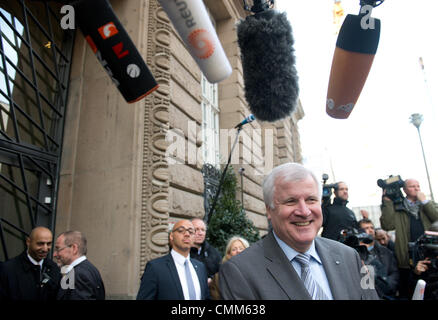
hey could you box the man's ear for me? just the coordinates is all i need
[71,243,80,255]
[266,206,272,220]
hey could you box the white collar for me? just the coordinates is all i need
[62,255,87,274]
[273,231,322,265]
[171,249,190,266]
[27,252,44,268]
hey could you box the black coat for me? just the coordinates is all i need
[322,197,359,241]
[0,251,61,300]
[57,258,105,300]
[365,243,400,298]
[190,241,221,278]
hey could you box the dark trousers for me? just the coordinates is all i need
[398,268,414,299]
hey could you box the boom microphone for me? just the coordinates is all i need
[237,0,299,122]
[157,0,232,83]
[72,0,159,103]
[326,0,384,119]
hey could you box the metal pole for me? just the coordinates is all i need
[416,127,435,201]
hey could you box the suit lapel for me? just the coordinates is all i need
[166,254,185,299]
[315,238,348,300]
[263,233,311,300]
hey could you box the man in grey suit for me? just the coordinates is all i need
[219,162,379,300]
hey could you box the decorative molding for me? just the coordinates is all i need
[140,1,172,278]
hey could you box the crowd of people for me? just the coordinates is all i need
[1,162,437,300]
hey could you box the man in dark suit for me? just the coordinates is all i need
[54,231,105,300]
[137,219,210,300]
[219,162,379,300]
[0,227,61,300]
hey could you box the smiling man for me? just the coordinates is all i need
[219,162,379,300]
[0,227,61,300]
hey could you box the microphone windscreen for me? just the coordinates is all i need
[74,0,158,103]
[237,10,299,122]
[326,14,380,119]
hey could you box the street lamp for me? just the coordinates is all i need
[409,113,434,201]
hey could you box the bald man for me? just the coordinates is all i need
[137,219,210,300]
[0,227,61,300]
[380,178,438,298]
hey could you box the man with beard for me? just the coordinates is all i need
[0,226,60,300]
[137,219,210,300]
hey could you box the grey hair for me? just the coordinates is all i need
[59,230,87,256]
[262,162,321,210]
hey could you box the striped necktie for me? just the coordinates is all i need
[184,259,196,300]
[294,253,329,300]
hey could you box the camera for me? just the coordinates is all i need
[322,174,337,207]
[339,227,374,261]
[377,175,405,210]
[409,231,438,273]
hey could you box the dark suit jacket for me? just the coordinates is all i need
[0,251,60,300]
[219,232,380,300]
[137,253,210,300]
[57,258,105,300]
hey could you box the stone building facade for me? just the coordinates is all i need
[0,0,304,299]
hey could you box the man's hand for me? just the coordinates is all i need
[360,210,369,219]
[416,191,426,202]
[414,258,430,275]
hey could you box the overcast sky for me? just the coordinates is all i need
[276,0,438,207]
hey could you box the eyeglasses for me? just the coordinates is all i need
[195,227,206,233]
[54,245,71,253]
[173,227,195,235]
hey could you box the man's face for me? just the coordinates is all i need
[26,228,53,262]
[267,175,323,253]
[404,179,421,199]
[53,235,74,266]
[192,219,206,246]
[170,220,195,256]
[335,182,349,201]
[360,222,375,237]
[375,230,389,246]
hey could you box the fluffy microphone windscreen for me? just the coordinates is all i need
[237,10,299,122]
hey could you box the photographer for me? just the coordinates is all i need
[410,221,438,300]
[380,178,438,299]
[321,182,362,241]
[358,219,399,299]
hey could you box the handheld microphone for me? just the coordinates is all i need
[73,0,159,103]
[156,0,232,83]
[326,1,384,119]
[237,0,299,122]
[235,114,256,128]
[412,279,426,300]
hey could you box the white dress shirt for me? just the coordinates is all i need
[27,252,44,269]
[273,232,334,300]
[171,249,201,300]
[62,255,87,274]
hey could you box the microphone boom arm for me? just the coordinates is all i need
[206,126,243,226]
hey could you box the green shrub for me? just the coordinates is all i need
[206,166,260,255]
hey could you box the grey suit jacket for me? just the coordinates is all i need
[219,232,379,300]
